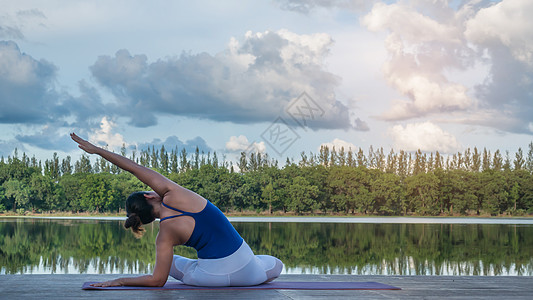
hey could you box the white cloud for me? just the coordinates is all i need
[225,135,266,153]
[15,123,74,152]
[90,29,353,129]
[381,74,474,120]
[0,43,41,84]
[360,1,533,135]
[0,8,45,40]
[319,138,356,151]
[0,41,62,124]
[462,0,533,133]
[275,0,377,13]
[361,2,476,121]
[89,116,126,150]
[389,122,461,153]
[465,0,533,66]
[362,3,459,45]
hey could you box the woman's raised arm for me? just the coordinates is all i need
[70,133,176,196]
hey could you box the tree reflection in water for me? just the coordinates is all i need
[1,219,532,275]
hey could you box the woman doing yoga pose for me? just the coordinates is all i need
[70,133,283,287]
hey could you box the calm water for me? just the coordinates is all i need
[1,218,533,276]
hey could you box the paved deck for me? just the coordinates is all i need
[1,274,532,299]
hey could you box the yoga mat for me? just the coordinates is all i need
[82,281,400,290]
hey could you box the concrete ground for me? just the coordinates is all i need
[1,274,532,299]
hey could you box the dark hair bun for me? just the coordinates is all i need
[124,213,141,229]
[124,214,145,238]
[125,191,155,238]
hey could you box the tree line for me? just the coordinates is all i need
[1,142,533,216]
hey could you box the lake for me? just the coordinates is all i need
[1,217,532,276]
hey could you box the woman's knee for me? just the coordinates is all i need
[228,255,283,286]
[169,255,196,281]
[257,255,283,280]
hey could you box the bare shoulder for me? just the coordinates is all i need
[163,185,207,213]
[157,216,195,246]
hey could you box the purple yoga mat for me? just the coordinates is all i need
[82,281,400,290]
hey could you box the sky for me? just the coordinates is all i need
[1,0,532,164]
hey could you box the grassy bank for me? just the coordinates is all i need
[1,210,532,218]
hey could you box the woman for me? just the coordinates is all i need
[70,133,283,287]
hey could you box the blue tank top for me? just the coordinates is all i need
[160,200,244,259]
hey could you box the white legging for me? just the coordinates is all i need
[169,241,283,287]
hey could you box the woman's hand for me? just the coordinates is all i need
[90,279,123,287]
[90,275,167,287]
[70,133,100,154]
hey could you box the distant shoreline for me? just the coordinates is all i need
[2,210,532,218]
[2,214,533,224]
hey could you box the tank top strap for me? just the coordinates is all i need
[162,201,193,214]
[160,214,184,222]
[159,201,195,222]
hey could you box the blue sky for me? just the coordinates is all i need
[1,0,532,164]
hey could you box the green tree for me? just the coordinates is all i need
[327,166,373,214]
[75,154,93,173]
[437,169,476,215]
[179,148,188,172]
[259,166,282,214]
[196,164,223,207]
[61,156,72,175]
[372,172,405,215]
[300,165,329,213]
[319,145,329,167]
[29,173,63,211]
[406,172,440,215]
[0,186,5,212]
[346,149,355,167]
[44,152,61,179]
[287,176,319,214]
[514,147,525,170]
[476,171,508,215]
[338,147,346,166]
[413,149,426,175]
[238,173,262,211]
[482,148,491,171]
[356,148,367,168]
[506,169,532,214]
[493,150,503,171]
[150,146,159,170]
[261,182,275,214]
[503,151,512,171]
[397,150,408,178]
[193,147,200,170]
[434,151,443,170]
[160,145,169,174]
[170,148,179,174]
[526,142,533,173]
[471,147,481,172]
[58,174,90,212]
[519,171,533,213]
[238,152,248,173]
[385,149,397,174]
[463,148,472,171]
[79,174,119,212]
[3,179,30,212]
